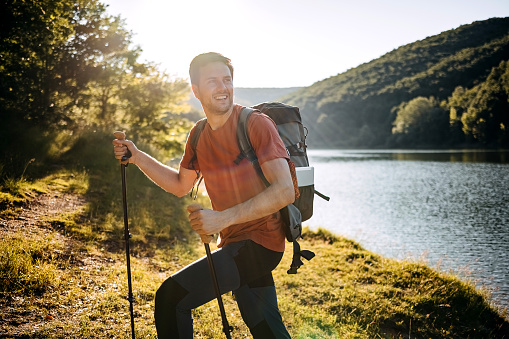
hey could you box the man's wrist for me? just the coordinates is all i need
[130,150,143,166]
[220,206,241,229]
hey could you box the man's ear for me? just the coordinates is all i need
[191,84,200,100]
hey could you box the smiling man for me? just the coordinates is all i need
[113,52,294,338]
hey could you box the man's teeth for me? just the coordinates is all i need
[215,95,227,100]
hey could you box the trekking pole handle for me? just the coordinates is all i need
[114,131,126,140]
[113,131,132,165]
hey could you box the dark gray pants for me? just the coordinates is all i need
[154,240,291,338]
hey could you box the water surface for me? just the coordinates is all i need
[306,150,509,309]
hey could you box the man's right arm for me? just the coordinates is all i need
[112,139,197,198]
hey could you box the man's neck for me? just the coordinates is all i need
[205,105,235,130]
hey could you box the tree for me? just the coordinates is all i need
[447,86,477,144]
[0,0,74,126]
[0,0,191,176]
[391,96,450,146]
[460,60,509,145]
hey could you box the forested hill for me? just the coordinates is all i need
[283,17,509,148]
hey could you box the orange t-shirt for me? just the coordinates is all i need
[181,104,289,252]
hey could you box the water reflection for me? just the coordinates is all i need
[311,149,509,163]
[306,150,509,310]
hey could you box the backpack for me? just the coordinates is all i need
[189,102,329,274]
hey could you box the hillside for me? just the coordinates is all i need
[282,17,509,148]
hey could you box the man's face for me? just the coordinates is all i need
[192,61,234,116]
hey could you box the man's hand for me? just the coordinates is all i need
[112,139,139,164]
[187,204,226,244]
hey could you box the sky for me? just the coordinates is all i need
[102,0,509,88]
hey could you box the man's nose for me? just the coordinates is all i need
[218,81,228,90]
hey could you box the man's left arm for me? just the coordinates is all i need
[187,157,295,237]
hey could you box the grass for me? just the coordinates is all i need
[0,162,86,219]
[2,187,508,338]
[0,234,58,295]
[0,177,44,219]
[275,229,509,338]
[1,131,508,338]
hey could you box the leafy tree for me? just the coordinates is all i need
[460,60,509,145]
[392,96,450,146]
[0,0,74,127]
[118,65,191,158]
[57,1,143,130]
[0,0,191,176]
[0,0,78,175]
[447,86,476,144]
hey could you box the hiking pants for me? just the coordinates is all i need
[154,240,291,339]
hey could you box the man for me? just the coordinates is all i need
[113,52,294,338]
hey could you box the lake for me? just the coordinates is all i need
[304,149,509,310]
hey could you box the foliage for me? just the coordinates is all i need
[0,157,44,218]
[0,0,191,179]
[282,17,509,148]
[450,60,509,145]
[391,96,450,146]
[50,130,197,252]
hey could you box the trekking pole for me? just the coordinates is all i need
[113,131,135,339]
[204,243,232,339]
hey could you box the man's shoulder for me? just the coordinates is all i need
[247,109,277,130]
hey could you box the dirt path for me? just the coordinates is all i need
[0,190,88,261]
[0,191,86,235]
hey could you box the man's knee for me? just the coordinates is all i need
[155,277,188,309]
[154,277,190,337]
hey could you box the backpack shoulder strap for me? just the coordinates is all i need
[188,117,207,170]
[188,118,208,199]
[235,107,270,187]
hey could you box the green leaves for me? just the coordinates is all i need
[392,96,449,146]
[1,0,192,178]
[457,60,509,145]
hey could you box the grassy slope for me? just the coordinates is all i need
[1,173,508,338]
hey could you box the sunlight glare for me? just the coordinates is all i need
[121,0,246,83]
